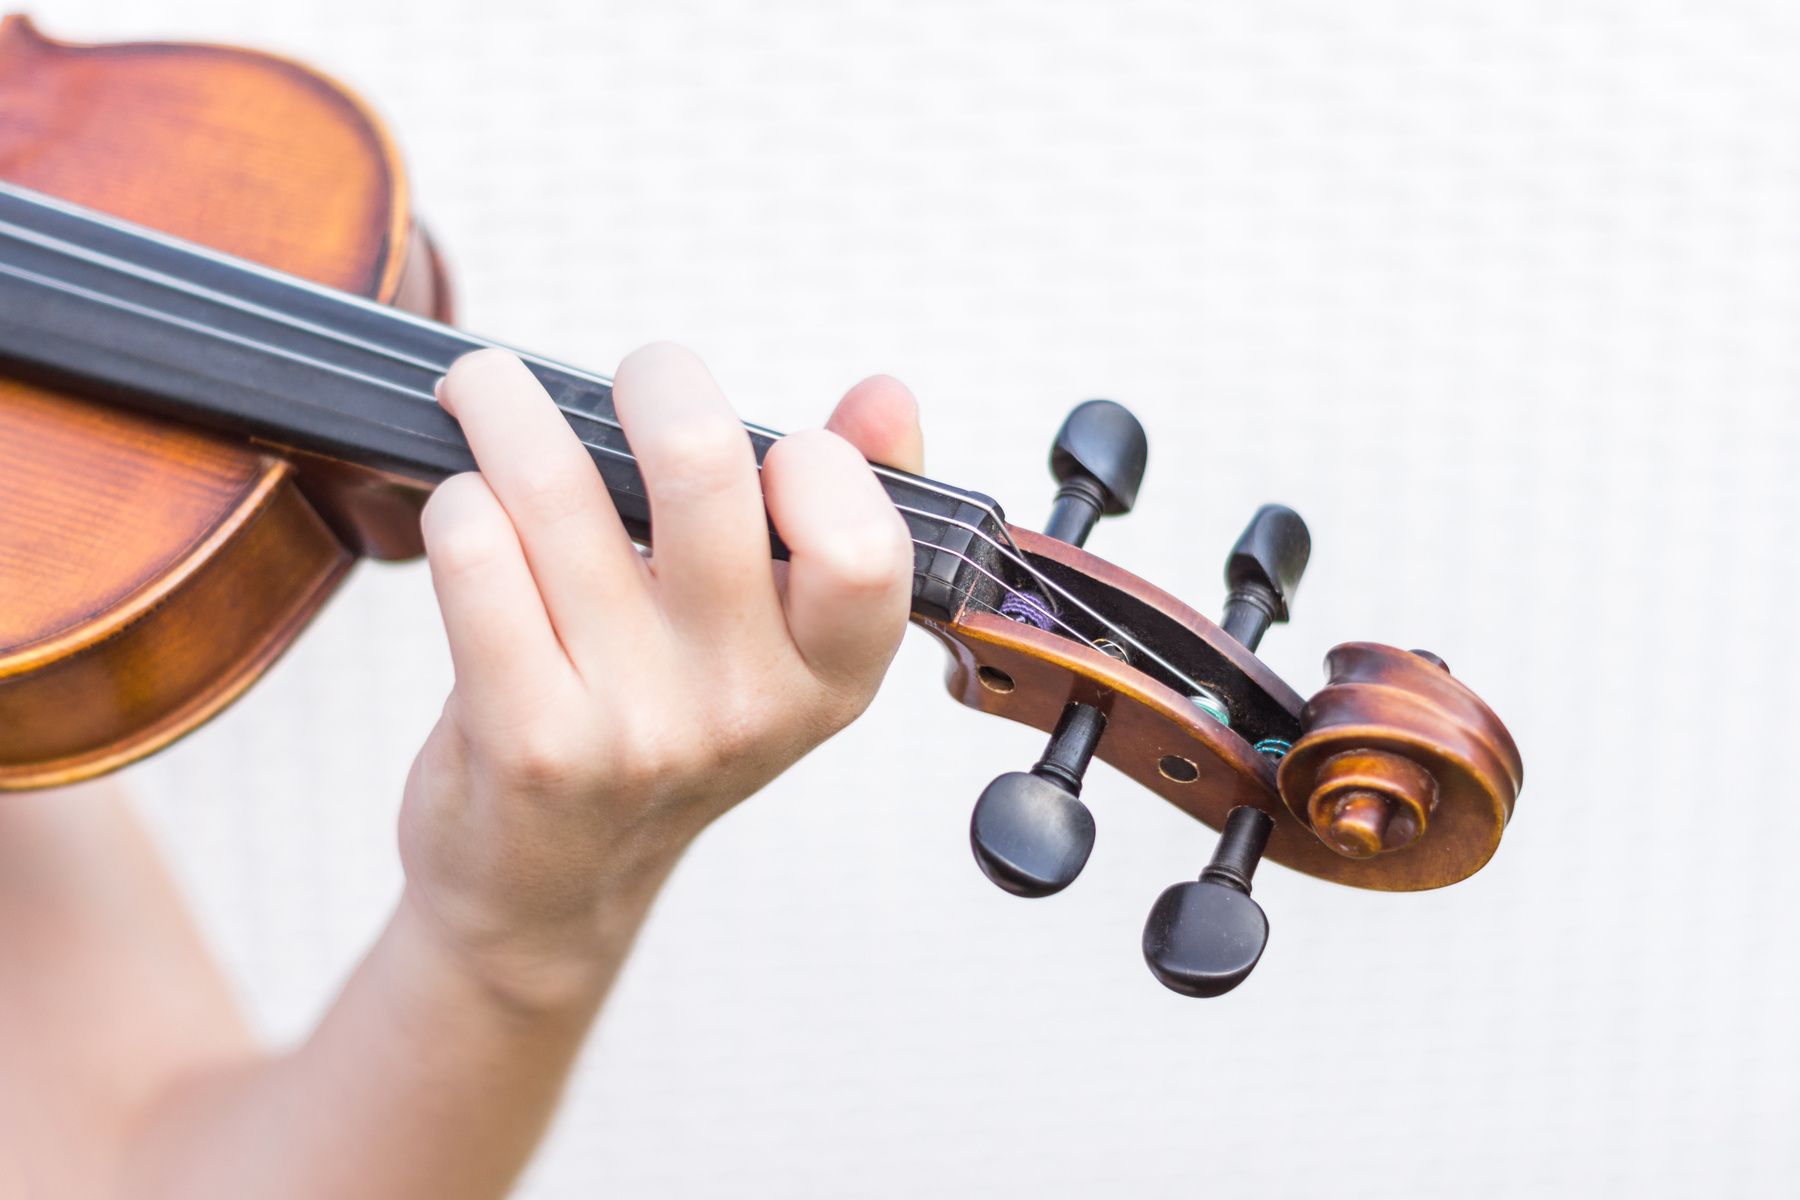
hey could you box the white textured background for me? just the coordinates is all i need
[30,1,1800,1195]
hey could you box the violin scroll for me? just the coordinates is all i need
[1278,643,1523,880]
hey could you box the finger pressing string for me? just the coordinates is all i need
[420,473,572,731]
[437,350,653,672]
[611,343,782,640]
[763,429,913,689]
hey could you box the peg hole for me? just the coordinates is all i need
[977,666,1016,694]
[1158,755,1199,783]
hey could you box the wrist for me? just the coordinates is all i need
[392,858,671,1021]
[395,747,702,1018]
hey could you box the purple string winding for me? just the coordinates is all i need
[999,590,1055,631]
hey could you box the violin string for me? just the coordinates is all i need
[0,214,624,439]
[921,563,1080,643]
[866,465,1029,560]
[889,501,1205,692]
[0,258,645,471]
[904,540,1097,647]
[0,208,1192,686]
[0,200,1037,565]
[0,204,1041,552]
[0,180,628,391]
[0,182,1019,557]
[899,544,1126,662]
[899,543,1210,708]
[0,216,456,375]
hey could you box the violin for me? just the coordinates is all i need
[0,17,1521,997]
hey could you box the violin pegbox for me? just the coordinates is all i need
[920,399,1523,1000]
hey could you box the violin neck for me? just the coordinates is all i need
[0,182,1003,621]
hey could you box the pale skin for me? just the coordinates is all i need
[0,344,926,1198]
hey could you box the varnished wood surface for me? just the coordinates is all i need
[1007,523,1309,719]
[0,17,424,789]
[923,526,1523,891]
[0,15,407,297]
[0,456,352,789]
[0,377,267,655]
[923,605,1285,827]
[1278,643,1523,889]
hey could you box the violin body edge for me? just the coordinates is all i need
[0,16,442,789]
[0,427,351,791]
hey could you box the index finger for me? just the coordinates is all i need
[436,350,654,669]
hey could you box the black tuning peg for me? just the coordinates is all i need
[966,400,1148,897]
[971,701,1104,897]
[1044,399,1148,549]
[1142,806,1276,997]
[1220,505,1310,652]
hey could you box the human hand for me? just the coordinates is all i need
[397,345,923,1013]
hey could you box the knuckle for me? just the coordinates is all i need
[489,726,583,792]
[603,707,688,784]
[431,529,499,578]
[660,669,784,775]
[707,703,768,763]
[815,520,912,597]
[642,419,753,493]
[510,459,596,526]
[424,497,514,578]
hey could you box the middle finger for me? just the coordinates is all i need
[611,343,782,637]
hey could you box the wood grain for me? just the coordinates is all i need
[1278,643,1524,889]
[0,17,425,789]
[0,451,351,788]
[0,15,406,296]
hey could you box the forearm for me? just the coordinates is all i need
[120,882,660,1200]
[102,344,922,1199]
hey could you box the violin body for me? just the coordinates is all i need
[0,16,443,788]
[0,18,1521,991]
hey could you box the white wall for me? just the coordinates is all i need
[31,1,1800,1195]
